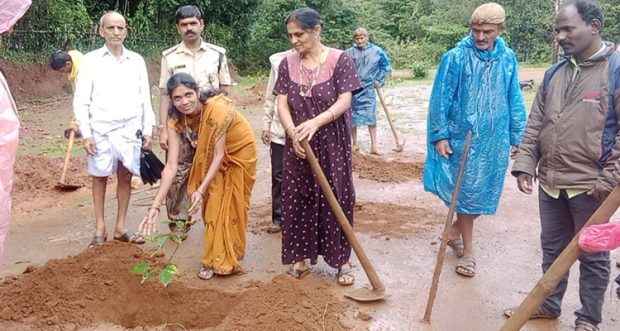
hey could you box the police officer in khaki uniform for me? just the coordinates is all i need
[159,5,231,149]
[158,5,232,236]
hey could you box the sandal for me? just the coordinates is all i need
[503,306,559,320]
[287,267,309,279]
[113,231,145,244]
[88,234,107,248]
[197,266,214,280]
[455,256,476,277]
[447,239,465,258]
[337,265,355,286]
[575,319,599,331]
[266,223,282,234]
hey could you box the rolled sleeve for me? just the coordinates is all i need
[72,57,93,139]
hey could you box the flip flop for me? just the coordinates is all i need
[447,239,465,257]
[287,267,309,280]
[113,231,145,244]
[88,234,107,248]
[503,306,559,320]
[455,256,476,277]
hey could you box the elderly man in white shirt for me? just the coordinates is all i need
[73,11,155,247]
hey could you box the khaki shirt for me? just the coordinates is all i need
[159,41,231,92]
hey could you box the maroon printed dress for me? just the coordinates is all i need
[273,48,362,268]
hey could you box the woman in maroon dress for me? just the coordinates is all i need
[274,7,362,285]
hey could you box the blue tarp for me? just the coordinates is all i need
[345,42,392,126]
[423,34,526,215]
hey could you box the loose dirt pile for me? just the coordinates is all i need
[354,202,441,238]
[352,152,423,183]
[0,242,360,330]
[12,155,90,201]
[248,201,441,239]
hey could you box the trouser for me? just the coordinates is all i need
[538,187,610,326]
[270,142,283,226]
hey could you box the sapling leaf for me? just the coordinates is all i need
[141,270,155,284]
[175,221,185,229]
[171,234,183,243]
[131,262,151,275]
[159,268,174,287]
[164,264,179,274]
[158,235,168,250]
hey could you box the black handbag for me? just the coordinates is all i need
[140,148,165,185]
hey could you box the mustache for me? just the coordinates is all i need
[185,31,196,36]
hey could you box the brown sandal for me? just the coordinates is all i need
[287,267,309,279]
[113,231,145,244]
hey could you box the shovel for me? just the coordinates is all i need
[423,131,472,322]
[375,86,405,152]
[54,128,80,191]
[301,139,385,302]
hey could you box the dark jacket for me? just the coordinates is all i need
[512,42,620,192]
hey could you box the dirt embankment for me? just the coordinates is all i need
[0,241,361,330]
[2,59,162,103]
[352,152,424,182]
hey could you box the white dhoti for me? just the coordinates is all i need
[88,125,141,177]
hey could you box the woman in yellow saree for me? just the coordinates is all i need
[140,73,257,279]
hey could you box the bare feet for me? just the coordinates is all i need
[370,148,383,156]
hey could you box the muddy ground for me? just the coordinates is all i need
[1,66,619,330]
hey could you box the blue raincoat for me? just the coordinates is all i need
[345,42,392,126]
[423,34,526,215]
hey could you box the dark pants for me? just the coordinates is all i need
[270,142,284,226]
[538,187,610,325]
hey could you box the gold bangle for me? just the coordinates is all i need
[284,124,295,131]
[196,190,205,197]
[327,109,336,121]
[148,206,160,213]
[151,200,161,208]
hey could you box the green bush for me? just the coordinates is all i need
[411,62,428,79]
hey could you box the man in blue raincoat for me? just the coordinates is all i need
[345,28,392,155]
[423,2,526,277]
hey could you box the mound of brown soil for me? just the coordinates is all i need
[0,242,358,330]
[352,153,423,183]
[12,155,90,201]
[2,61,67,102]
[354,202,441,238]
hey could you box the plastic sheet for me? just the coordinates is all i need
[578,222,620,252]
[0,0,31,34]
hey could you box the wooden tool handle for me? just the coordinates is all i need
[375,86,401,144]
[423,131,472,322]
[301,139,385,292]
[59,129,75,184]
[501,185,620,330]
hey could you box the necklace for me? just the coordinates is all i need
[298,47,327,98]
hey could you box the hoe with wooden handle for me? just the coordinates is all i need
[301,139,385,302]
[423,131,472,322]
[375,86,405,152]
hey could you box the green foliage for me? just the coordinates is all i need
[3,0,620,71]
[411,62,429,79]
[130,216,194,288]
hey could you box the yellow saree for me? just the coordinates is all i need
[187,95,257,274]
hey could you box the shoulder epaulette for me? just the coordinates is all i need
[204,42,226,54]
[162,44,181,57]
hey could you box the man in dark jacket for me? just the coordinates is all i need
[509,1,619,330]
